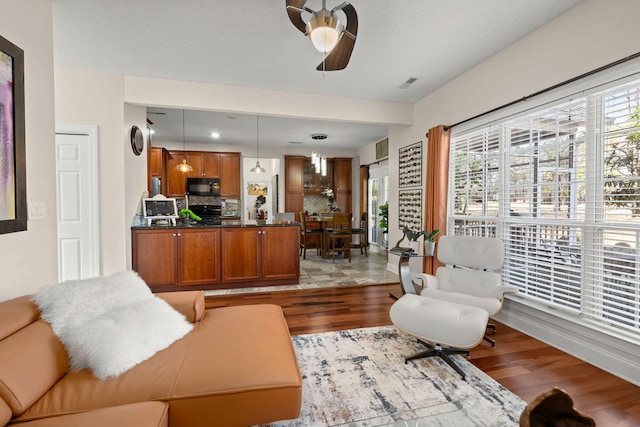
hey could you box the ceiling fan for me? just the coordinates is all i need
[286,0,358,71]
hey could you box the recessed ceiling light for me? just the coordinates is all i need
[211,132,220,139]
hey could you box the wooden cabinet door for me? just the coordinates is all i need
[185,152,204,178]
[285,192,304,217]
[148,147,166,194]
[201,152,219,177]
[285,156,305,192]
[166,151,188,196]
[132,229,177,287]
[333,158,352,191]
[333,158,352,214]
[149,147,164,177]
[221,227,260,282]
[261,226,300,280]
[285,156,305,213]
[177,229,220,286]
[218,153,241,198]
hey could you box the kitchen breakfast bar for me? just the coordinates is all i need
[131,218,300,292]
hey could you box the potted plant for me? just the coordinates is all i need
[179,209,201,224]
[378,202,388,249]
[401,227,439,255]
[424,229,439,256]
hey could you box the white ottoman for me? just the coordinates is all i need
[390,294,489,379]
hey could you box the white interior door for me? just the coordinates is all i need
[55,125,100,282]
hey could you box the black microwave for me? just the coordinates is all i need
[186,178,221,196]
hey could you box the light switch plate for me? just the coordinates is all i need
[29,202,46,220]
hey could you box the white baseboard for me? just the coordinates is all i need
[494,297,640,387]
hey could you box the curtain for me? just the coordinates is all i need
[359,165,368,220]
[423,125,451,274]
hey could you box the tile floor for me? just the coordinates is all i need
[204,244,398,296]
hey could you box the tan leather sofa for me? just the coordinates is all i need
[0,291,302,427]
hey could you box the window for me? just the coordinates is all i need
[368,166,389,247]
[449,77,640,338]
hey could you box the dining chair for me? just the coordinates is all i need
[351,211,368,257]
[326,212,352,262]
[299,212,322,259]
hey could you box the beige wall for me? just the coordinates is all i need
[0,0,57,301]
[383,0,640,263]
[54,69,129,274]
[3,0,638,302]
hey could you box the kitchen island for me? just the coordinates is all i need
[131,218,300,292]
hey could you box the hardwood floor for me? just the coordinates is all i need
[205,284,640,426]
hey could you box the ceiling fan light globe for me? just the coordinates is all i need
[307,13,342,52]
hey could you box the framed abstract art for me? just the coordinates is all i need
[398,141,422,188]
[0,34,26,234]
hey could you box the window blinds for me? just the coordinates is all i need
[449,78,640,337]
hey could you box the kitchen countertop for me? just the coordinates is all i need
[131,216,299,229]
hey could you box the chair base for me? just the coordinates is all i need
[483,323,497,347]
[404,339,470,380]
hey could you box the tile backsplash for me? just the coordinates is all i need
[304,195,331,215]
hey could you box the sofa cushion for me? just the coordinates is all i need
[0,320,68,416]
[0,398,11,426]
[11,402,169,427]
[33,271,193,379]
[0,296,40,341]
[155,291,205,323]
[17,305,302,427]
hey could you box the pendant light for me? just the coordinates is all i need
[175,110,193,172]
[250,115,266,173]
[311,133,327,174]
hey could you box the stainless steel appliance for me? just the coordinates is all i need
[189,204,222,225]
[186,178,221,196]
[150,177,162,196]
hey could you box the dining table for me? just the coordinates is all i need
[310,215,334,259]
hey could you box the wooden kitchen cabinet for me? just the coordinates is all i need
[221,227,261,283]
[218,153,241,198]
[333,158,352,214]
[165,151,240,197]
[178,228,221,286]
[261,226,300,280]
[133,224,299,291]
[131,229,177,288]
[132,228,221,290]
[149,147,166,177]
[285,155,352,215]
[147,147,168,195]
[285,156,305,215]
[166,152,189,196]
[303,158,332,193]
[221,226,300,284]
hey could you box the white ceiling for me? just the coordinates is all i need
[52,0,582,150]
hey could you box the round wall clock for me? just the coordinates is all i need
[130,125,144,156]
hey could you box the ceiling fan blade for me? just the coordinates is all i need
[316,3,357,71]
[286,0,308,34]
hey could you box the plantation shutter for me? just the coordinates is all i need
[449,76,640,337]
[581,81,640,332]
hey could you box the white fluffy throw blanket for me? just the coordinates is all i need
[33,271,193,379]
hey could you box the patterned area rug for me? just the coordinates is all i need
[264,326,526,426]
